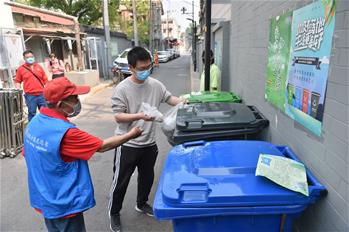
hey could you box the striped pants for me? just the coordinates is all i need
[108,144,158,215]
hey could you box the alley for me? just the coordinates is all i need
[0,55,191,232]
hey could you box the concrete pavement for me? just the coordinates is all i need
[0,55,191,232]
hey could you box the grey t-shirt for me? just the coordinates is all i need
[111,77,172,147]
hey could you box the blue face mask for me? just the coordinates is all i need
[135,69,151,81]
[26,57,35,64]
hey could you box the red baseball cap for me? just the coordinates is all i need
[44,77,90,103]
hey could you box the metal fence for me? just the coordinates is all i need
[0,89,24,158]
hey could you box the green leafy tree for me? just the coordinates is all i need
[16,0,151,43]
[119,0,150,45]
[16,0,121,28]
[184,23,194,50]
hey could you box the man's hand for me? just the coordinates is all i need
[138,112,155,121]
[15,83,21,90]
[167,96,184,106]
[128,126,143,139]
[114,112,154,123]
[98,127,143,152]
[180,97,188,104]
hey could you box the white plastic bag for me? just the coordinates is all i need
[161,103,183,138]
[140,102,163,122]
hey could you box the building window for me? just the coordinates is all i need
[13,13,24,23]
[33,17,40,24]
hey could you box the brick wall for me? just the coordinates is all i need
[227,0,349,231]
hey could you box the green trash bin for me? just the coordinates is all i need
[181,91,241,103]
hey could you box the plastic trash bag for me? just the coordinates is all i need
[140,102,163,122]
[135,119,145,130]
[161,103,183,138]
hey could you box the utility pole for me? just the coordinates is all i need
[204,0,212,91]
[166,10,169,49]
[103,0,112,78]
[192,0,196,72]
[183,1,196,71]
[73,19,84,70]
[149,0,153,53]
[132,0,139,46]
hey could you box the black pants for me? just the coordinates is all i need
[109,144,158,215]
[44,213,86,232]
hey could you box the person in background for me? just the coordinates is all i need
[48,53,65,79]
[65,62,72,72]
[200,50,221,92]
[109,46,183,232]
[154,49,159,67]
[15,50,48,121]
[23,77,143,232]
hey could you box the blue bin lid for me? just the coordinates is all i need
[160,140,326,208]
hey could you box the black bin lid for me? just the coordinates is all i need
[176,103,257,132]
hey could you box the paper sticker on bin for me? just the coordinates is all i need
[256,154,309,196]
[169,103,269,145]
[154,140,326,232]
[181,91,241,103]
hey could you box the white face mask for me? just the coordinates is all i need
[61,100,81,117]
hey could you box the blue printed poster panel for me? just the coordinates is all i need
[285,0,335,136]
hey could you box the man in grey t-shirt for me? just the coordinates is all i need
[109,47,182,232]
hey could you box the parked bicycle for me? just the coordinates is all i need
[111,65,124,85]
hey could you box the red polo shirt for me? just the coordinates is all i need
[15,63,48,95]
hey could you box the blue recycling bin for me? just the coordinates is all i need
[154,140,326,232]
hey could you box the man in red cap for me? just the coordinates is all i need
[23,77,142,232]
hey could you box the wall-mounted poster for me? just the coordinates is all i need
[265,12,292,111]
[285,0,335,136]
